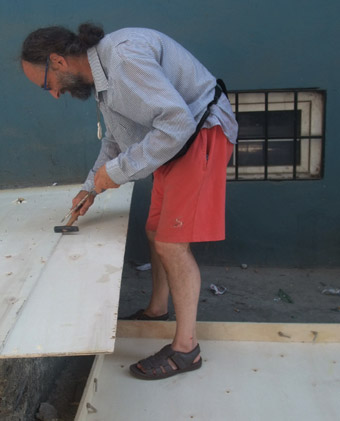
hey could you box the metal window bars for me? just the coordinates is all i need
[227,88,326,181]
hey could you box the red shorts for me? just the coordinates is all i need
[145,125,234,243]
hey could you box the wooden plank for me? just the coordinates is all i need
[77,337,340,421]
[117,320,340,343]
[0,184,133,358]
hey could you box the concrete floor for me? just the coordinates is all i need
[77,337,340,421]
[119,262,340,323]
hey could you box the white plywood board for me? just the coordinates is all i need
[0,184,133,358]
[77,337,340,421]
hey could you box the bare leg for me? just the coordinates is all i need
[154,241,201,355]
[136,240,201,374]
[143,230,170,317]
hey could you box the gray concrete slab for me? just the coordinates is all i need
[119,262,340,323]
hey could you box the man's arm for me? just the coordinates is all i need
[102,41,198,186]
[82,133,121,192]
[73,133,121,215]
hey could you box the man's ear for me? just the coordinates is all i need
[49,53,68,70]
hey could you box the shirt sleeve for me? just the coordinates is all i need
[82,131,121,191]
[104,40,198,185]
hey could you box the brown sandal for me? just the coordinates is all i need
[130,344,202,380]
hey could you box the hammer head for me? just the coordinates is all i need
[54,225,79,233]
[55,207,81,233]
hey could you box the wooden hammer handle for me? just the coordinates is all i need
[66,209,81,226]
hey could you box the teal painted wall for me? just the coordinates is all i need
[0,0,339,266]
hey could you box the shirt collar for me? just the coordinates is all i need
[87,46,109,97]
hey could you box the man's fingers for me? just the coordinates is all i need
[71,191,95,216]
[79,198,92,215]
[79,205,88,216]
[72,190,89,207]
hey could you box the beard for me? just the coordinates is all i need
[57,71,94,100]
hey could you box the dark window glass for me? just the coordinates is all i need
[235,110,302,166]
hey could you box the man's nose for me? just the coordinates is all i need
[49,89,60,99]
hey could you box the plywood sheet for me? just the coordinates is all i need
[77,337,340,421]
[0,184,133,358]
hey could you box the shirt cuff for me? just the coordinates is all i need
[82,179,95,192]
[105,158,129,185]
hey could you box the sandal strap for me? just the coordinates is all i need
[138,344,201,374]
[170,344,201,370]
[138,345,172,370]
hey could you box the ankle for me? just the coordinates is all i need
[146,299,169,316]
[144,307,168,317]
[172,339,198,353]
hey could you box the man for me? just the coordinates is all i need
[21,23,238,380]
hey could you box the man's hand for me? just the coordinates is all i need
[94,165,120,193]
[72,190,95,216]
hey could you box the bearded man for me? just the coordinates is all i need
[21,23,238,380]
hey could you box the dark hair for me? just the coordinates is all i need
[21,23,105,64]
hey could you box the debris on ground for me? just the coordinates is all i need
[240,263,248,269]
[210,283,227,295]
[136,263,151,271]
[14,197,26,204]
[36,402,59,421]
[277,289,294,304]
[321,288,340,296]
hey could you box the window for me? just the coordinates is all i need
[227,89,326,180]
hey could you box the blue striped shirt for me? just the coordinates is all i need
[83,28,238,189]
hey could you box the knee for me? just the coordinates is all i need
[145,229,172,258]
[153,240,168,258]
[154,240,189,260]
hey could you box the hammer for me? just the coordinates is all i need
[54,190,96,233]
[54,209,81,233]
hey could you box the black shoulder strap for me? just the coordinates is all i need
[165,79,228,164]
[216,78,229,99]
